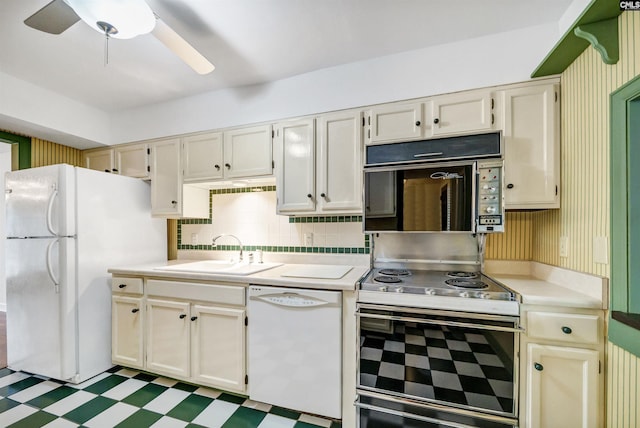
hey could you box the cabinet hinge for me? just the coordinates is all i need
[147,165,150,173]
[555,185,558,196]
[491,113,494,125]
[491,98,494,110]
[245,316,248,326]
[272,160,275,169]
[147,148,151,155]
[245,374,248,384]
[599,360,601,374]
[368,116,371,125]
[272,130,275,138]
[367,129,371,139]
[555,92,558,102]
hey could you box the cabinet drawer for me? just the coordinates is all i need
[112,277,143,294]
[146,279,245,306]
[527,312,599,345]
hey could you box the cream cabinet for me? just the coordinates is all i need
[520,306,604,428]
[276,111,363,215]
[366,102,427,145]
[499,81,560,209]
[183,126,272,182]
[112,277,248,394]
[150,138,208,218]
[85,144,149,179]
[115,143,150,179]
[111,276,144,369]
[182,132,224,181]
[429,89,495,136]
[85,148,115,173]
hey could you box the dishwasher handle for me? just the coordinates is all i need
[250,292,340,308]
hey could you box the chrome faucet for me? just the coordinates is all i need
[212,234,244,262]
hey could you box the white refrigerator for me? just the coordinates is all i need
[5,164,167,383]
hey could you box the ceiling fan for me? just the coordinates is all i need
[23,0,215,74]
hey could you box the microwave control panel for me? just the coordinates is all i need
[477,161,504,233]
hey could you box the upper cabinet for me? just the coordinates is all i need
[367,102,426,144]
[85,143,150,179]
[85,148,115,174]
[275,111,363,215]
[150,138,208,219]
[183,125,272,183]
[428,89,494,137]
[498,81,560,209]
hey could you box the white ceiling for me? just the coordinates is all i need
[0,0,574,114]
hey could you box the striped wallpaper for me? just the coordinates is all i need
[31,137,83,167]
[607,341,639,428]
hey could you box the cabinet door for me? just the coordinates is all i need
[275,119,316,214]
[85,149,115,173]
[317,111,363,213]
[191,305,246,393]
[223,125,273,179]
[183,132,224,181]
[116,143,149,179]
[430,90,494,136]
[526,343,599,428]
[502,84,559,209]
[112,296,144,369]
[146,298,190,379]
[150,139,182,216]
[368,103,423,144]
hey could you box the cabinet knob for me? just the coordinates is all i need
[118,284,127,289]
[190,316,198,321]
[171,200,177,205]
[307,194,312,199]
[214,164,220,170]
[112,168,118,172]
[534,362,544,371]
[507,183,514,189]
[433,118,440,124]
[131,308,139,313]
[104,169,110,173]
[225,163,231,169]
[561,326,573,334]
[179,314,187,319]
[415,121,421,126]
[320,193,326,198]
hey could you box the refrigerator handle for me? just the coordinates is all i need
[46,186,58,236]
[46,239,60,293]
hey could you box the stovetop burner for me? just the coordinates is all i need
[445,279,489,289]
[374,275,403,284]
[378,268,411,276]
[446,271,478,279]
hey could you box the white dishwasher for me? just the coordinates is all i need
[248,285,342,419]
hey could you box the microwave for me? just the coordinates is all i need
[363,133,505,233]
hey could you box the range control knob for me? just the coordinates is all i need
[460,291,470,298]
[378,285,388,292]
[485,206,497,214]
[424,288,436,295]
[395,287,404,293]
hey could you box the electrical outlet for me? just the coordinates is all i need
[191,233,198,245]
[559,236,569,258]
[304,233,313,246]
[593,236,609,264]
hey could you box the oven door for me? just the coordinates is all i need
[356,304,521,426]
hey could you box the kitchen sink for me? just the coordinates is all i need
[154,260,282,276]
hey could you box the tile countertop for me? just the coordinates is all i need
[108,259,370,292]
[485,260,608,310]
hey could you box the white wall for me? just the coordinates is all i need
[1,22,561,148]
[111,22,561,144]
[0,142,12,311]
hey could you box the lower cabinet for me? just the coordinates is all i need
[111,276,247,395]
[520,306,604,428]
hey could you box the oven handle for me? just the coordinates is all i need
[355,400,476,428]
[357,311,524,333]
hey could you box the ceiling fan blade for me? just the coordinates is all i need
[151,18,215,75]
[24,0,80,35]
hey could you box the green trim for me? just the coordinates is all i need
[609,319,640,358]
[531,0,621,78]
[288,215,363,223]
[0,130,31,169]
[574,17,619,65]
[609,72,640,357]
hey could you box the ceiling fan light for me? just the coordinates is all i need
[63,0,156,39]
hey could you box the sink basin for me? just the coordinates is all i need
[154,260,282,276]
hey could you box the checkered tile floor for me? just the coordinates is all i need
[359,322,514,413]
[0,366,341,428]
